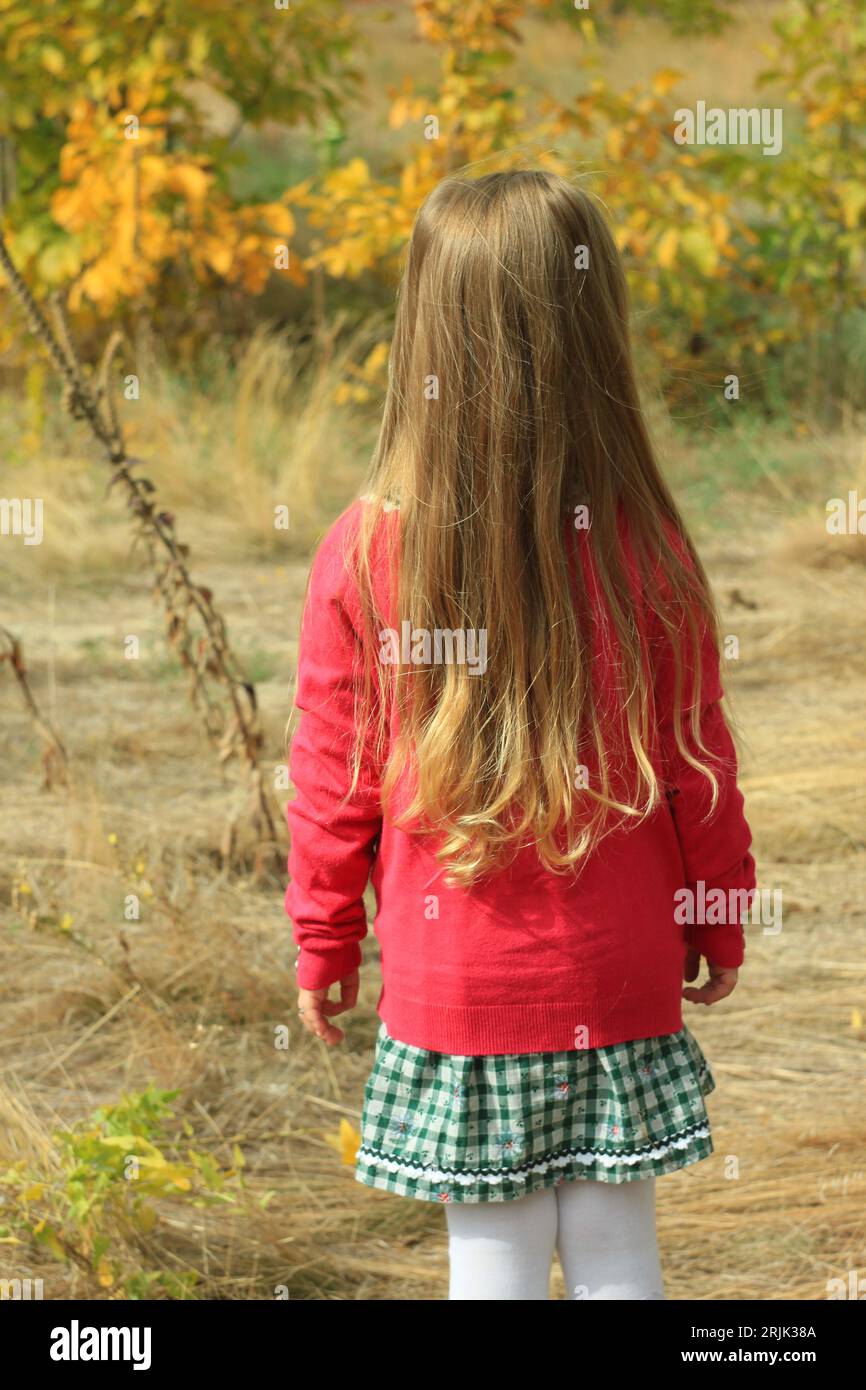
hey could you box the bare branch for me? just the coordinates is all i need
[0,229,282,870]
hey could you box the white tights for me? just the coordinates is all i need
[445,1178,666,1301]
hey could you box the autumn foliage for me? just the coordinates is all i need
[0,0,357,323]
[1,0,864,411]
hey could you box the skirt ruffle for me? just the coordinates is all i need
[355,1022,715,1203]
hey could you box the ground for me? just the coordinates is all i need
[1,416,864,1299]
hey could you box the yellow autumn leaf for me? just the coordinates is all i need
[605,127,624,161]
[322,249,348,277]
[165,163,211,204]
[137,1154,193,1190]
[99,1134,141,1151]
[96,1258,114,1288]
[389,96,417,130]
[41,46,65,74]
[47,188,76,229]
[710,214,730,249]
[22,1183,44,1201]
[287,176,313,202]
[651,68,683,96]
[324,1118,361,1166]
[238,256,270,295]
[838,183,866,231]
[655,227,680,270]
[680,225,719,276]
[189,29,210,69]
[806,107,837,130]
[364,342,390,375]
[80,256,128,308]
[132,1148,166,1168]
[200,236,234,277]
[254,203,295,238]
[329,158,370,197]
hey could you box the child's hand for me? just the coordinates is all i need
[682,949,738,1006]
[296,970,359,1046]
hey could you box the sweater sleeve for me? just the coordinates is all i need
[652,584,756,970]
[284,508,383,991]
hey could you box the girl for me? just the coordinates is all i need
[285,170,756,1301]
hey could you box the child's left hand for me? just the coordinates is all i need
[297,971,359,1046]
[682,950,738,1006]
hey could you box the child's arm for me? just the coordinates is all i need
[653,599,756,974]
[285,511,382,1034]
[663,698,756,969]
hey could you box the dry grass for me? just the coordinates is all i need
[1,385,865,1298]
[0,320,385,587]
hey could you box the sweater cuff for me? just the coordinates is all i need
[684,921,745,968]
[295,940,362,991]
[682,851,755,968]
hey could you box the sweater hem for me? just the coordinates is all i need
[378,990,684,1056]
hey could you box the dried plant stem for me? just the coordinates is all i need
[0,627,68,789]
[0,231,280,870]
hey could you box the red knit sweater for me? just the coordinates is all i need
[285,499,756,1055]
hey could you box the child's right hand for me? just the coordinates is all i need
[296,970,359,1046]
[682,949,738,1006]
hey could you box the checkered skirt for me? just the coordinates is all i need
[355,1021,715,1203]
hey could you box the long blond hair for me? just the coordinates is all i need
[347,169,722,887]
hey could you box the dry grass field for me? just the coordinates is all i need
[1,333,864,1297]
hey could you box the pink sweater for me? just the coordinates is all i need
[285,500,756,1055]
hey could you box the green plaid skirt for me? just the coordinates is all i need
[355,1021,716,1204]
